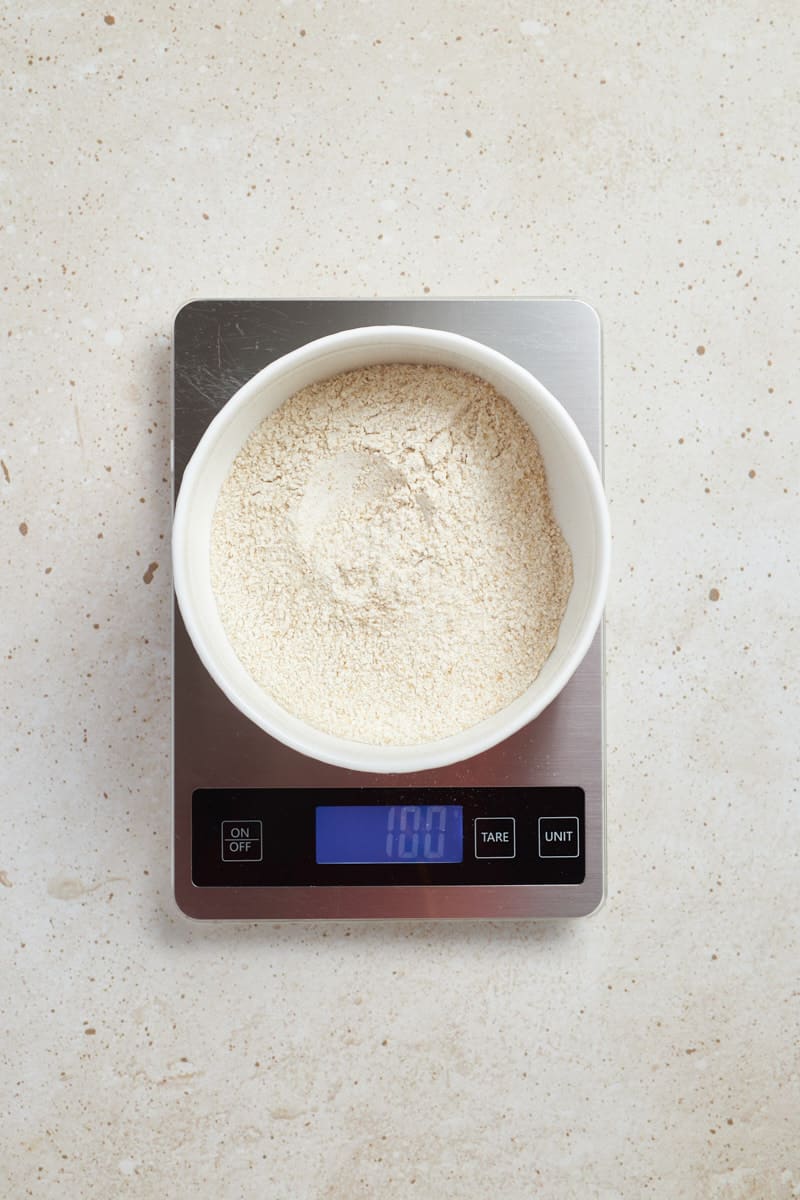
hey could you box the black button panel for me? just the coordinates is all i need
[192,787,585,887]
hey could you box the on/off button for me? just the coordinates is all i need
[221,820,263,862]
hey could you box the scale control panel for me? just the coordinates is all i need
[191,788,585,888]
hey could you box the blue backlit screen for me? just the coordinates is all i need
[315,805,463,865]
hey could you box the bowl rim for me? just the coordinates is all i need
[172,323,610,772]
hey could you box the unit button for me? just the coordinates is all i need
[474,817,516,859]
[538,816,580,858]
[221,820,263,862]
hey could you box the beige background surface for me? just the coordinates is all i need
[2,1,798,1196]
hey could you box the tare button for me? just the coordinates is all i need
[474,817,516,859]
[538,816,580,858]
[221,820,263,862]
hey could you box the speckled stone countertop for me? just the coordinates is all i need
[3,3,798,1196]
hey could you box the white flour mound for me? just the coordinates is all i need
[210,363,573,745]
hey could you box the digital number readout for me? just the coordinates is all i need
[315,805,463,865]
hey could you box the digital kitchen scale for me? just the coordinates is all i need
[172,299,604,919]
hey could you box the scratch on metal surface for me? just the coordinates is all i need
[178,366,243,410]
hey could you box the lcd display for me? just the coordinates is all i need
[315,805,464,865]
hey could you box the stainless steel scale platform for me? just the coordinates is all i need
[172,299,604,920]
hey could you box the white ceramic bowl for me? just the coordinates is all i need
[173,325,610,773]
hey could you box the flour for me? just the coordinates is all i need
[210,363,573,745]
